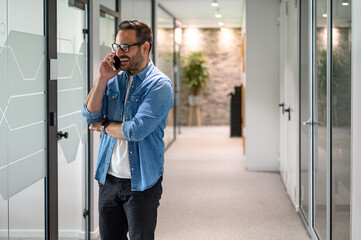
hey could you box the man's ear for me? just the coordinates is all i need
[143,42,150,54]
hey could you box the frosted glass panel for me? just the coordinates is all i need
[57,0,87,164]
[0,29,46,201]
[0,0,46,238]
[0,0,8,236]
[57,0,87,238]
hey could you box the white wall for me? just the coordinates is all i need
[245,0,280,171]
[351,1,361,239]
[278,0,300,209]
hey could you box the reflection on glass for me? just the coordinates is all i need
[157,6,175,147]
[332,0,351,238]
[300,0,310,223]
[100,12,115,61]
[121,0,151,26]
[57,0,87,238]
[120,0,152,60]
[100,12,115,47]
[314,0,328,238]
[100,0,116,11]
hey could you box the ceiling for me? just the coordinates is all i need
[157,0,245,28]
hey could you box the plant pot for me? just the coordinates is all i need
[188,95,202,106]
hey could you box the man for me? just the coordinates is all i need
[82,20,173,240]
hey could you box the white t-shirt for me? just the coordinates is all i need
[107,75,133,179]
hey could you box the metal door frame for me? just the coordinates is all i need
[299,0,333,239]
[45,0,90,239]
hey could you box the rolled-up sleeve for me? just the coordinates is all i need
[82,90,108,125]
[81,103,104,124]
[121,79,173,141]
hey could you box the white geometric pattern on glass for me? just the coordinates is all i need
[57,39,87,163]
[0,31,46,200]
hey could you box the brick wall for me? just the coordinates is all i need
[180,28,242,126]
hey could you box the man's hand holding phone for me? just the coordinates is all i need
[98,53,122,84]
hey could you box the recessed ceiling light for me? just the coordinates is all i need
[218,21,224,27]
[215,9,222,18]
[211,0,219,7]
[342,2,349,6]
[322,13,327,18]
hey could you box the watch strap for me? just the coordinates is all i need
[101,119,110,132]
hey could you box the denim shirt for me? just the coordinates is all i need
[82,61,173,191]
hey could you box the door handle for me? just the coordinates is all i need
[303,119,312,126]
[314,121,324,126]
[302,119,324,126]
[57,131,69,140]
[284,107,291,121]
[279,103,285,114]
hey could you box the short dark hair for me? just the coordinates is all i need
[118,20,152,53]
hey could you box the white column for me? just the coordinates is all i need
[245,0,280,171]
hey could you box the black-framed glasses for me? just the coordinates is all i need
[111,42,144,53]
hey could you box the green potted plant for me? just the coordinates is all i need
[317,49,343,92]
[317,49,345,124]
[182,51,209,106]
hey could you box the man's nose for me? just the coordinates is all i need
[117,48,127,55]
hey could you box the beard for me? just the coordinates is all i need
[120,47,147,75]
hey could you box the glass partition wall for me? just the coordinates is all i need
[157,5,176,147]
[0,0,47,239]
[300,0,311,224]
[299,0,351,239]
[119,0,177,148]
[57,0,89,239]
[100,10,117,61]
[0,0,91,239]
[331,0,351,238]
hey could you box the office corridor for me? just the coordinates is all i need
[156,126,310,240]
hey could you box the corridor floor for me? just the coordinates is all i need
[156,126,311,240]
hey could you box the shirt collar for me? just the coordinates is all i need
[127,58,154,81]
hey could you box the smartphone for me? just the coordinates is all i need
[112,56,121,71]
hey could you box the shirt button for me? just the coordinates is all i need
[130,151,133,154]
[131,168,134,171]
[112,96,115,99]
[135,99,138,102]
[132,85,134,88]
[127,101,130,103]
[125,117,128,120]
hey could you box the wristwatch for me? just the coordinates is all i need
[100,119,110,132]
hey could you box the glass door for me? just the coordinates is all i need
[331,0,351,238]
[57,0,88,239]
[300,0,352,239]
[0,0,47,239]
[300,0,311,225]
[157,5,176,147]
[314,0,328,239]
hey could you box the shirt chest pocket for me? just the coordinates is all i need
[106,89,120,118]
[128,94,143,114]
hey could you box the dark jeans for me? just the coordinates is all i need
[98,174,163,240]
